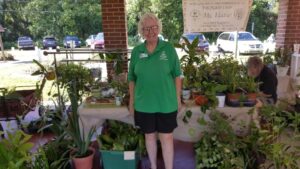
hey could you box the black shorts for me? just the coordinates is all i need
[134,110,178,134]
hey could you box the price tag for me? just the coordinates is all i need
[124,151,135,160]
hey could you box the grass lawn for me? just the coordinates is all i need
[0,62,54,101]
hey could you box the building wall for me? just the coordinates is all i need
[101,0,128,80]
[276,0,300,48]
[102,0,128,49]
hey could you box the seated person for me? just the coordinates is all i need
[247,56,278,104]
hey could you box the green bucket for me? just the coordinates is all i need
[100,150,140,169]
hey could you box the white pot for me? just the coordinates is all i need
[182,90,191,100]
[115,96,122,106]
[294,44,300,54]
[276,65,289,76]
[216,95,226,108]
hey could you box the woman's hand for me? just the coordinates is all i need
[129,99,134,115]
[177,97,182,113]
[129,82,135,115]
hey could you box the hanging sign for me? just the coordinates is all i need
[183,0,253,33]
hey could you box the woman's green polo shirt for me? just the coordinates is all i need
[128,39,181,113]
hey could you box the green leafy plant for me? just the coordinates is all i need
[274,47,293,67]
[31,59,56,100]
[200,81,227,114]
[66,96,95,158]
[194,111,244,169]
[98,52,126,81]
[240,76,259,93]
[55,63,95,158]
[98,120,146,155]
[262,54,275,65]
[56,63,93,112]
[175,36,208,89]
[209,57,241,94]
[0,130,34,169]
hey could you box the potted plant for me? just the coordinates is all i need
[240,75,259,102]
[262,54,277,74]
[209,57,242,105]
[274,47,293,76]
[198,81,227,113]
[194,111,244,169]
[182,77,192,100]
[175,36,208,100]
[55,63,96,169]
[66,85,96,169]
[110,80,128,106]
[98,120,146,169]
[0,130,35,169]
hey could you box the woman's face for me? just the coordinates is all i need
[142,18,159,43]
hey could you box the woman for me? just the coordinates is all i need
[128,13,182,169]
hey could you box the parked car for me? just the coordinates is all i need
[263,34,276,54]
[85,34,96,47]
[216,31,263,54]
[42,36,57,49]
[17,36,34,50]
[179,33,209,52]
[91,32,104,49]
[63,35,81,48]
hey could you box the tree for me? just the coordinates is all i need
[0,0,31,43]
[246,0,278,40]
[127,0,152,37]
[152,0,183,43]
[25,0,102,42]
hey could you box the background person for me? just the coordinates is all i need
[128,13,182,169]
[247,56,278,104]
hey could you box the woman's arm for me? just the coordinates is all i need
[129,81,135,114]
[175,77,182,112]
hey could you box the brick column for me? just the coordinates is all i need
[276,0,300,48]
[101,0,128,81]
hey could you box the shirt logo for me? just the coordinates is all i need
[139,53,148,59]
[159,51,168,61]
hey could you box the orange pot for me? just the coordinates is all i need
[247,93,257,102]
[227,93,241,102]
[72,147,95,169]
[195,95,208,106]
[192,91,201,99]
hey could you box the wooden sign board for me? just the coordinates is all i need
[183,0,253,33]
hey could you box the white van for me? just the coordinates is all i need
[216,31,263,54]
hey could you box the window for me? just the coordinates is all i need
[219,33,229,40]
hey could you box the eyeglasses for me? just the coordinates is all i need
[143,25,159,33]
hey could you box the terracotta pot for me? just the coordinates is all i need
[71,147,95,169]
[195,95,208,106]
[247,93,257,102]
[191,91,201,99]
[227,93,241,102]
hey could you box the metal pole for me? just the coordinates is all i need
[0,33,5,61]
[53,53,63,114]
[235,31,239,59]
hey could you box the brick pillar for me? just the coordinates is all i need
[102,0,128,81]
[276,0,300,48]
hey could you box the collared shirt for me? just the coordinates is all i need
[128,39,181,113]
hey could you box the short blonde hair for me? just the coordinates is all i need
[138,13,162,38]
